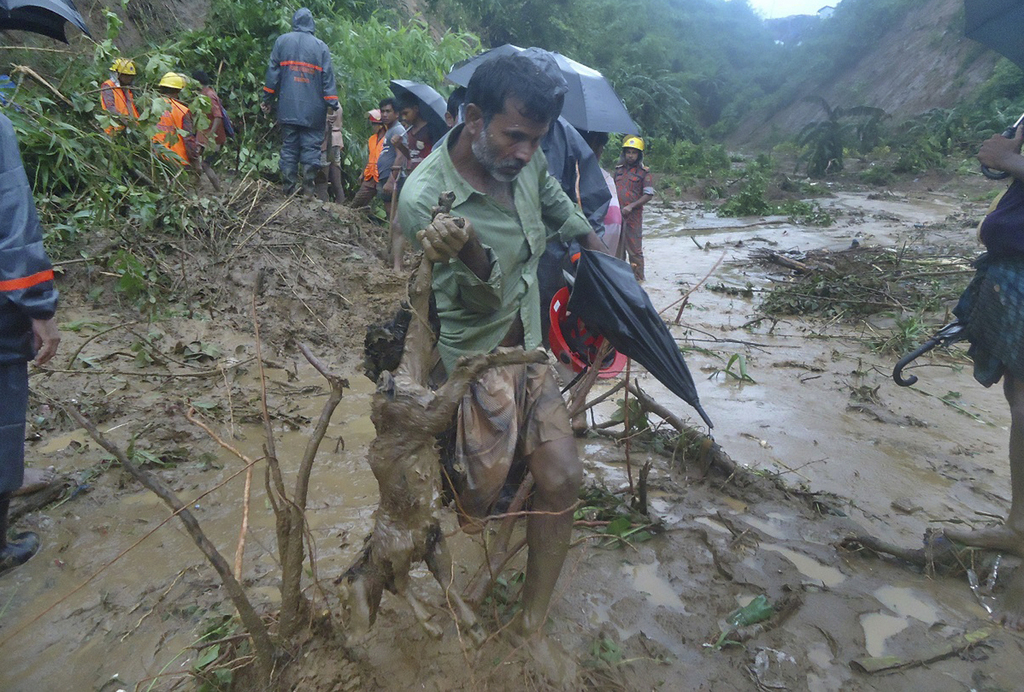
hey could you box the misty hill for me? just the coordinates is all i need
[735,0,999,145]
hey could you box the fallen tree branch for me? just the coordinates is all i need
[67,405,278,683]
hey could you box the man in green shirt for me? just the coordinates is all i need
[398,55,607,643]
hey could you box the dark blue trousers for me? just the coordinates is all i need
[0,361,28,496]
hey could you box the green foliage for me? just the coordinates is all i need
[643,136,730,184]
[720,163,772,216]
[171,2,478,186]
[3,0,478,313]
[709,353,755,384]
[871,313,929,355]
[797,99,886,178]
[575,485,656,548]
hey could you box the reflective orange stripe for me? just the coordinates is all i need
[324,95,338,101]
[0,269,54,292]
[281,61,323,71]
[263,86,275,93]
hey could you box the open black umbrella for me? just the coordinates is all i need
[567,249,713,428]
[446,44,640,135]
[0,0,90,43]
[389,79,449,143]
[965,0,1024,68]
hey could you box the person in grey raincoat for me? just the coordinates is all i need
[261,8,341,195]
[0,112,60,575]
[518,48,612,343]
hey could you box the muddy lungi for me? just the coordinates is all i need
[444,361,572,518]
[954,252,1024,386]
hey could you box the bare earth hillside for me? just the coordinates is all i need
[733,0,999,145]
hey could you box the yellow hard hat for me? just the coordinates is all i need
[622,136,644,152]
[110,58,137,76]
[158,72,187,90]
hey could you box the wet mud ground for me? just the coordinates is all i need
[2,184,1024,690]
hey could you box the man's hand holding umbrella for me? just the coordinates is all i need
[979,123,1024,179]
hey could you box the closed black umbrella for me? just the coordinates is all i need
[446,44,640,135]
[965,0,1024,68]
[389,79,449,143]
[0,0,90,43]
[567,249,713,428]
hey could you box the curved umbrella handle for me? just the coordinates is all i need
[982,165,1010,180]
[892,338,940,387]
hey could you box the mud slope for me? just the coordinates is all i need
[733,0,998,146]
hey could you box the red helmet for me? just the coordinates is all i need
[548,287,627,378]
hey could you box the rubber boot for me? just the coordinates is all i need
[301,167,318,198]
[282,168,299,196]
[0,494,40,576]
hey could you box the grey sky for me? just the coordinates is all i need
[746,0,834,19]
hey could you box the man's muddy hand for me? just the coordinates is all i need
[416,216,474,263]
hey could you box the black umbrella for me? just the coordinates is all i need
[0,0,90,43]
[389,79,449,143]
[965,0,1024,68]
[446,44,640,135]
[567,249,713,428]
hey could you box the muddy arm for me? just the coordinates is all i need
[397,192,457,385]
[427,348,549,421]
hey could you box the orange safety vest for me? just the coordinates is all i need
[363,131,385,182]
[99,79,139,135]
[153,97,192,166]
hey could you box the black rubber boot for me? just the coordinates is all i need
[0,494,40,576]
[0,532,40,575]
[301,167,318,197]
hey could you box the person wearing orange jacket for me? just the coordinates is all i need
[99,58,139,135]
[152,72,197,169]
[349,109,386,209]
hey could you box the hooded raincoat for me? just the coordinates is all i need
[262,8,340,128]
[0,113,57,364]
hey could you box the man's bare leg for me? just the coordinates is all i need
[391,222,405,273]
[946,374,1024,555]
[519,434,581,635]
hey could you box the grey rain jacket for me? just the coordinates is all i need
[543,116,611,233]
[0,113,57,363]
[262,8,340,129]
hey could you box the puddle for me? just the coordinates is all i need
[860,612,908,657]
[621,562,689,613]
[694,516,731,534]
[742,514,788,540]
[873,585,941,625]
[761,545,846,587]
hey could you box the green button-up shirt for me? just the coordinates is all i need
[398,124,593,372]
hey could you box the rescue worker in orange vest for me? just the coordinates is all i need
[349,108,386,209]
[152,72,198,169]
[99,58,139,135]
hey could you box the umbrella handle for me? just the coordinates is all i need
[982,165,1010,180]
[892,338,941,387]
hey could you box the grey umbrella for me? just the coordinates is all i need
[389,79,450,143]
[446,44,640,135]
[0,0,90,42]
[965,0,1024,68]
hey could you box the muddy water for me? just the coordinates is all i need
[1,366,383,690]
[634,191,1009,547]
[1,189,1018,690]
